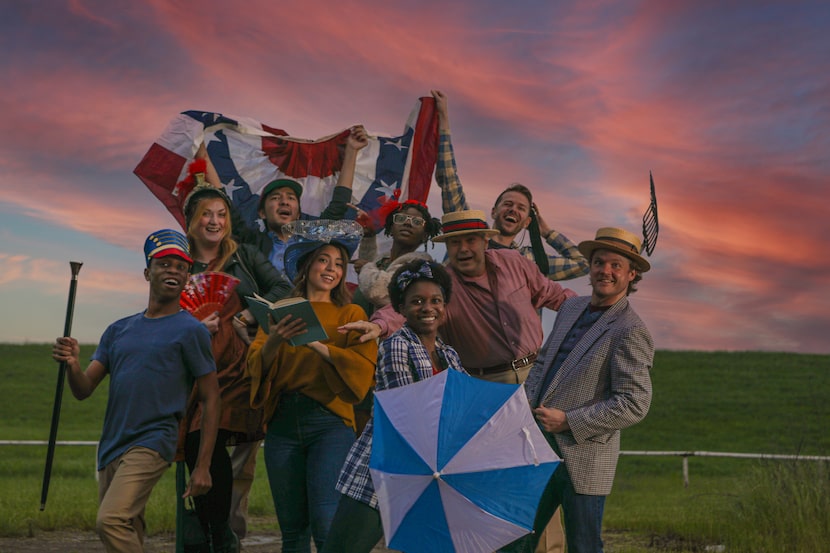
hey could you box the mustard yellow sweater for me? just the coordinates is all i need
[247,302,377,429]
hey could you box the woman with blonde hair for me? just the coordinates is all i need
[180,177,291,553]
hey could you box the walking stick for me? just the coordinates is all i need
[40,261,83,511]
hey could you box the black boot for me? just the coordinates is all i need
[210,522,240,553]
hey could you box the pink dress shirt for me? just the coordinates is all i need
[371,248,577,369]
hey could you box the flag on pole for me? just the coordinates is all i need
[134,98,438,233]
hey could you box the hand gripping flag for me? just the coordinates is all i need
[134,98,438,233]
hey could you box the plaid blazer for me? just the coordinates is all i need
[524,296,653,495]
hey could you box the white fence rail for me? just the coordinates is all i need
[619,450,830,487]
[3,441,828,488]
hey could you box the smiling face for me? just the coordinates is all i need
[304,244,345,297]
[445,233,488,277]
[491,190,532,238]
[400,280,446,339]
[144,256,190,304]
[190,197,229,250]
[259,186,300,232]
[390,206,427,248]
[588,249,637,307]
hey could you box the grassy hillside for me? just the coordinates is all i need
[1,345,828,551]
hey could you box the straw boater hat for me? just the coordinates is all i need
[578,227,651,272]
[431,210,500,243]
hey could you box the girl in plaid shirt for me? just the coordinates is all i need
[321,259,466,553]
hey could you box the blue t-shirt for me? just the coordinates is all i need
[92,310,215,470]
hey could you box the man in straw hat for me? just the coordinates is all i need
[346,209,576,384]
[504,227,654,553]
[430,88,587,553]
[52,229,220,553]
[344,209,578,551]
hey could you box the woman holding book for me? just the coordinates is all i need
[247,220,378,553]
[321,258,465,553]
[180,175,292,553]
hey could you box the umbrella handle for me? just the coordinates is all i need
[522,427,540,466]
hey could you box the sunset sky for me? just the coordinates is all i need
[2,1,828,354]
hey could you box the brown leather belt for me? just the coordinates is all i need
[467,352,538,376]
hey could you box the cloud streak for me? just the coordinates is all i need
[1,1,828,352]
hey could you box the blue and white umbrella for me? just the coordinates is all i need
[370,369,560,553]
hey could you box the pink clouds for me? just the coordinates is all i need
[1,1,828,352]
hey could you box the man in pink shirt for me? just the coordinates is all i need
[340,209,576,550]
[344,209,577,384]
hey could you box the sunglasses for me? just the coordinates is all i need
[392,213,426,227]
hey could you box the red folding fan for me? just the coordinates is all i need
[180,271,241,320]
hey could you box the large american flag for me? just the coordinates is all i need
[134,97,438,233]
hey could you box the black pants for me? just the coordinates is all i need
[185,429,233,544]
[320,495,384,553]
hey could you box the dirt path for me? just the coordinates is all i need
[0,524,395,553]
[0,530,394,553]
[0,527,658,552]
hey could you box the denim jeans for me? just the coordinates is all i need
[501,461,606,553]
[264,393,355,553]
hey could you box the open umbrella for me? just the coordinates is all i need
[370,368,560,553]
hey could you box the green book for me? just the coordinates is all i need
[246,294,328,346]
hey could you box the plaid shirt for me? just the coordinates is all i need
[335,325,465,507]
[436,131,588,281]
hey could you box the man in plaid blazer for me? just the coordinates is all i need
[513,226,654,553]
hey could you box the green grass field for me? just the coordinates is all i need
[2,345,828,551]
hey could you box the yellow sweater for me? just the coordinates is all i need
[247,302,377,429]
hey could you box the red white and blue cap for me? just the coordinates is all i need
[432,210,499,243]
[144,228,193,266]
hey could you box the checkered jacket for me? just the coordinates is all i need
[524,296,653,495]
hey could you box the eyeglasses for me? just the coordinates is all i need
[392,213,425,227]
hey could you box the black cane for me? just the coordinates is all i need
[40,261,83,511]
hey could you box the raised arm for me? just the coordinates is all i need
[196,142,223,189]
[532,202,589,280]
[320,126,369,220]
[431,90,469,214]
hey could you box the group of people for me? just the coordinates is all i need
[52,91,654,553]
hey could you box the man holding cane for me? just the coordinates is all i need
[52,229,220,553]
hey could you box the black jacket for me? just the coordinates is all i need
[231,185,353,259]
[222,243,292,308]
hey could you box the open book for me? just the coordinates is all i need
[246,294,328,346]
